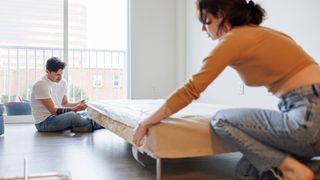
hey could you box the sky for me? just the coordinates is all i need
[0,0,127,50]
[70,0,127,51]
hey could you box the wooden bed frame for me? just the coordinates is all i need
[87,100,237,180]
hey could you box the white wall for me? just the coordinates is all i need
[185,0,320,109]
[129,0,178,99]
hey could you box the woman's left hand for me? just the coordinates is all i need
[133,122,149,147]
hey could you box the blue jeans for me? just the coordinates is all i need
[211,84,320,179]
[35,111,102,132]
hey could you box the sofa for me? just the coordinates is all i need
[0,103,4,135]
[4,101,32,116]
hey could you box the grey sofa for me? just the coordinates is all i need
[0,103,4,135]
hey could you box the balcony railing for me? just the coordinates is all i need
[0,45,126,103]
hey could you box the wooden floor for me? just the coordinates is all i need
[0,124,241,180]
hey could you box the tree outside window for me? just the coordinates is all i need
[69,85,88,102]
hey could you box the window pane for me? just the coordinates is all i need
[0,0,63,102]
[68,0,127,101]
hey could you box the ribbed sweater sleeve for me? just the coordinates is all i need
[165,33,240,114]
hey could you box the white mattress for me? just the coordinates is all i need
[87,99,230,128]
[87,99,237,158]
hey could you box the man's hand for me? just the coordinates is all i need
[72,101,87,112]
[79,99,87,103]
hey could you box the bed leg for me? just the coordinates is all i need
[132,146,162,180]
[131,146,146,167]
[156,158,162,180]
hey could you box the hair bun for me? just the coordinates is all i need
[248,0,255,9]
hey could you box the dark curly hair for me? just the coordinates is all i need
[196,0,266,34]
[46,57,66,72]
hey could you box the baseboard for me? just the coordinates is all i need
[4,115,34,124]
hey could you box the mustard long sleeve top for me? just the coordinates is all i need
[166,25,317,114]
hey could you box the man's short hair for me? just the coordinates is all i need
[46,57,66,72]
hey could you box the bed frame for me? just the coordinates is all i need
[87,100,237,180]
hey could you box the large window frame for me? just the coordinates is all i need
[1,0,129,123]
[63,0,129,99]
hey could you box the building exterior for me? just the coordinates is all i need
[0,0,87,48]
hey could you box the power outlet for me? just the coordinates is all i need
[238,82,244,95]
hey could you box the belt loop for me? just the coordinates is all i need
[311,84,319,97]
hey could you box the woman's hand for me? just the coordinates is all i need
[132,103,173,147]
[133,122,149,147]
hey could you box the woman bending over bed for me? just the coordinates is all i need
[133,0,320,179]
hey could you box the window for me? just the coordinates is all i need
[113,74,121,88]
[68,0,128,101]
[0,0,128,103]
[0,0,64,102]
[93,75,103,88]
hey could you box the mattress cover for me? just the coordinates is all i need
[87,99,237,158]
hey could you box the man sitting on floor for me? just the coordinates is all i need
[31,57,101,132]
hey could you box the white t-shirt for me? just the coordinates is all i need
[31,76,68,124]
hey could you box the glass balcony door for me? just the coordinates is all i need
[0,0,128,103]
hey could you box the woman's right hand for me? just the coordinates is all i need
[132,103,172,147]
[133,122,149,147]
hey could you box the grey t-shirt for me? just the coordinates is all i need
[31,76,67,124]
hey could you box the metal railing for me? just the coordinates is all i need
[0,45,126,102]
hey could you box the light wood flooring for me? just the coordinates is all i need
[0,124,241,180]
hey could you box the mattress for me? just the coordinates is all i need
[87,99,237,158]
